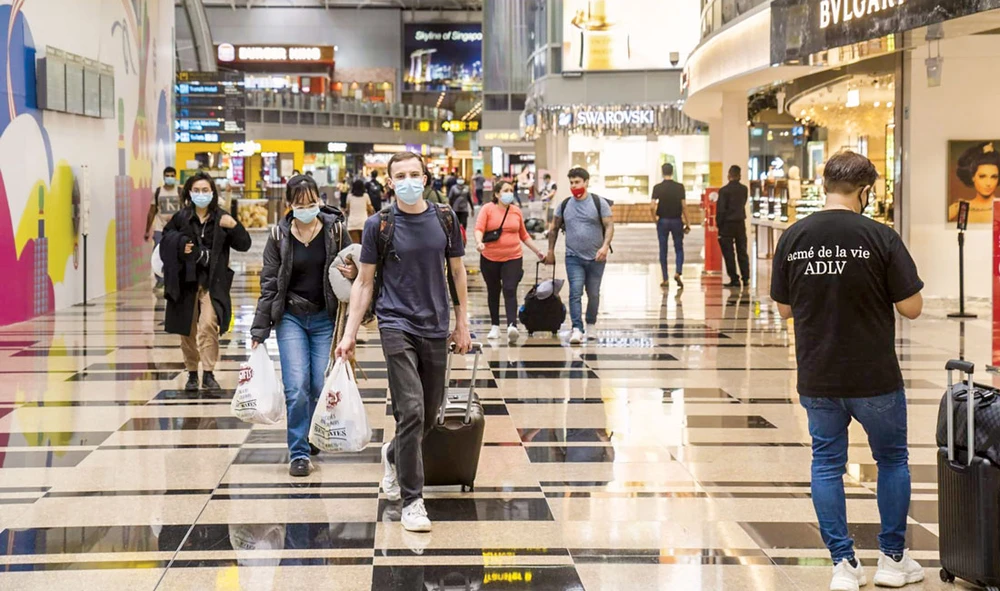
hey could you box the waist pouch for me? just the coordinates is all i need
[286,292,324,317]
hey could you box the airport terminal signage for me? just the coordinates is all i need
[217,44,335,65]
[175,71,245,144]
[772,0,1000,64]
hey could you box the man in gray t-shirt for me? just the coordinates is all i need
[545,167,615,344]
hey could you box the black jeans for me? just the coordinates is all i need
[381,328,448,506]
[455,211,469,229]
[480,256,523,327]
[718,221,750,283]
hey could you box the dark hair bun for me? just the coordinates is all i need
[957,142,1000,187]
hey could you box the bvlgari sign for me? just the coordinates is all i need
[819,0,905,29]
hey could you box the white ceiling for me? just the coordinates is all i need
[191,0,482,9]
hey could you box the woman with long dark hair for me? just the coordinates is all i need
[952,141,1000,224]
[344,179,374,244]
[250,175,357,477]
[475,181,545,343]
[161,172,252,392]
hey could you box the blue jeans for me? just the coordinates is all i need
[276,311,334,462]
[657,218,685,281]
[800,390,910,562]
[565,255,606,331]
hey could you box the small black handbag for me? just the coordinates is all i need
[481,205,510,243]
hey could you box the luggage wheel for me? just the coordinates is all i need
[939,569,954,583]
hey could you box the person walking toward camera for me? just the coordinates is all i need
[476,181,545,343]
[250,175,356,477]
[544,167,614,345]
[771,151,925,591]
[335,151,471,534]
[650,163,690,288]
[161,172,252,392]
[717,165,751,288]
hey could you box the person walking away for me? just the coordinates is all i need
[473,169,486,204]
[445,169,458,194]
[544,167,614,345]
[345,179,374,243]
[366,170,384,212]
[161,172,252,392]
[423,164,448,205]
[448,177,474,229]
[476,182,545,343]
[650,163,690,289]
[144,166,181,288]
[335,151,471,533]
[250,174,356,477]
[770,151,925,591]
[717,165,751,288]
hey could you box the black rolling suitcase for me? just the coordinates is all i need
[936,360,1000,590]
[422,343,485,492]
[518,262,566,336]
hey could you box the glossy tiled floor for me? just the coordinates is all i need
[0,224,992,590]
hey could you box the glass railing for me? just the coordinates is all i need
[700,0,770,40]
[245,90,453,121]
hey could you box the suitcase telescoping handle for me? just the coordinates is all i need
[945,359,976,466]
[441,342,484,425]
[534,260,557,286]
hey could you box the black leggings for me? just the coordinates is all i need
[480,256,523,327]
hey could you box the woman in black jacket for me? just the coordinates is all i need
[161,172,252,392]
[250,175,356,477]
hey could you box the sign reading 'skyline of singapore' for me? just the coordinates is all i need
[771,0,1000,63]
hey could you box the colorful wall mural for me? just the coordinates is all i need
[0,0,174,326]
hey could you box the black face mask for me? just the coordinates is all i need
[858,187,871,213]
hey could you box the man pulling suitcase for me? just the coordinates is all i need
[336,151,472,534]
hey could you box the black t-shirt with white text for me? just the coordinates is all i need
[770,210,923,398]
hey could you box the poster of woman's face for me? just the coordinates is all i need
[948,140,1000,224]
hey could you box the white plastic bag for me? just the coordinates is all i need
[309,359,371,453]
[231,345,285,425]
[151,244,163,277]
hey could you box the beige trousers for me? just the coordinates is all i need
[181,287,219,372]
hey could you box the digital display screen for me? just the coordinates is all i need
[64,61,84,115]
[175,71,246,143]
[44,55,66,112]
[100,73,114,118]
[83,66,100,117]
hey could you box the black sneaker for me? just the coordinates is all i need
[724,280,742,288]
[309,442,320,456]
[201,371,221,390]
[184,372,199,392]
[289,458,311,477]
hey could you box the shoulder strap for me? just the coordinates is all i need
[557,197,571,229]
[434,204,454,251]
[155,187,161,201]
[271,225,280,243]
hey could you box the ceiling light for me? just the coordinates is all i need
[874,101,880,107]
[846,89,860,108]
[887,101,894,108]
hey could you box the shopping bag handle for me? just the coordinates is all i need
[441,342,483,425]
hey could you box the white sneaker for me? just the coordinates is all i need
[381,443,401,502]
[487,325,501,340]
[401,499,432,533]
[569,328,584,345]
[586,324,597,340]
[507,324,519,343]
[873,551,924,587]
[830,558,867,591]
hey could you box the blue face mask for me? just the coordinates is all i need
[500,192,515,205]
[293,205,320,224]
[190,192,213,209]
[395,178,425,205]
[164,177,177,187]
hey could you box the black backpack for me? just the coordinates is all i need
[365,204,460,324]
[557,193,614,253]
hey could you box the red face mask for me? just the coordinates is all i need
[570,186,587,198]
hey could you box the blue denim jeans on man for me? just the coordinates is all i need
[800,390,910,562]
[565,255,606,331]
[656,217,685,281]
[276,311,334,461]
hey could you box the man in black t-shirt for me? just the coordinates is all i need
[716,165,750,288]
[366,170,384,211]
[650,163,690,288]
[771,152,925,591]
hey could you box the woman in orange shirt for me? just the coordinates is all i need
[475,182,545,343]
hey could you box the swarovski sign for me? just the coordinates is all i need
[819,0,906,29]
[574,109,655,126]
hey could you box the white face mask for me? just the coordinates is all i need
[395,177,425,205]
[500,192,515,205]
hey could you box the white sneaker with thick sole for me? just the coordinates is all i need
[830,559,867,591]
[873,551,924,587]
[381,443,401,502]
[507,324,519,343]
[401,499,432,533]
[487,325,501,340]
[569,328,584,345]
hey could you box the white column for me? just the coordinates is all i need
[708,91,750,183]
[535,132,570,183]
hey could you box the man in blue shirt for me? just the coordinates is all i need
[336,151,471,534]
[544,167,614,344]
